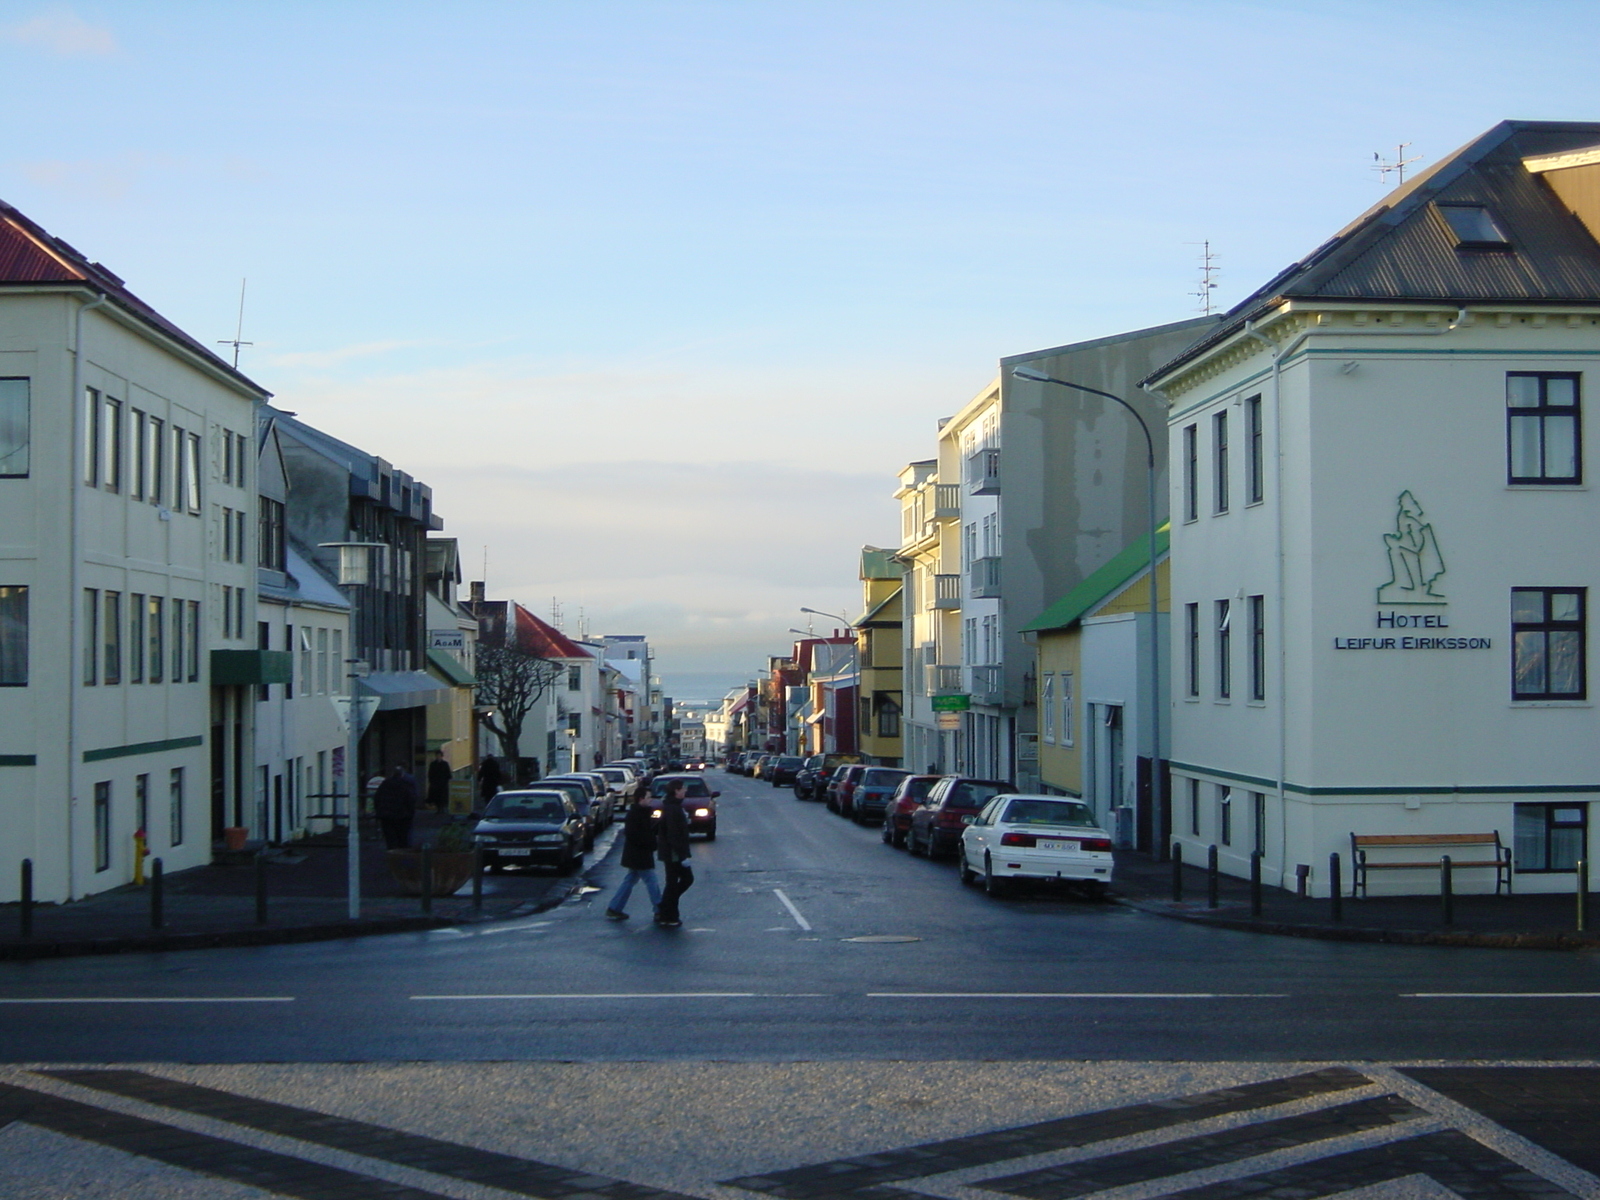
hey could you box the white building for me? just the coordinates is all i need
[0,201,268,901]
[1148,119,1600,895]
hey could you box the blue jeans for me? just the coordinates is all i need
[609,868,661,913]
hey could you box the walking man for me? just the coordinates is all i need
[655,781,693,928]
[372,765,417,849]
[427,749,453,814]
[605,791,661,921]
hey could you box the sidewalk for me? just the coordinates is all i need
[1111,850,1600,950]
[0,811,591,961]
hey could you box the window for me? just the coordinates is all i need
[147,416,164,505]
[1182,424,1198,521]
[1512,587,1585,700]
[169,767,185,846]
[222,428,235,486]
[1215,600,1231,700]
[0,585,26,685]
[103,591,122,684]
[148,597,164,683]
[184,432,202,512]
[129,594,144,683]
[330,628,342,694]
[102,395,122,491]
[1218,785,1232,846]
[83,588,98,685]
[1249,594,1266,702]
[0,378,29,477]
[84,387,100,485]
[1246,394,1263,504]
[1189,777,1201,836]
[173,601,185,684]
[94,782,111,871]
[222,507,233,561]
[877,696,901,738]
[299,626,312,695]
[1185,602,1200,697]
[235,433,249,488]
[963,522,976,570]
[259,497,285,569]
[130,410,146,499]
[172,425,185,509]
[1439,203,1511,249]
[317,628,329,694]
[285,623,295,698]
[235,509,247,562]
[1514,803,1587,872]
[568,665,582,691]
[187,601,200,680]
[1212,411,1229,513]
[1060,671,1073,745]
[1042,673,1056,743]
[1507,373,1580,485]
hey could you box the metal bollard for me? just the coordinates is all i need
[1441,855,1454,925]
[1171,842,1184,902]
[420,845,433,914]
[472,845,484,914]
[150,858,164,929]
[1250,850,1263,917]
[19,858,32,939]
[255,850,268,925]
[1578,858,1589,933]
[1295,863,1309,897]
[1328,853,1342,923]
[1207,844,1220,909]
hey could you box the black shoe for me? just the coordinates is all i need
[605,909,629,921]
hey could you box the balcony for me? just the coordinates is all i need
[925,663,963,694]
[931,573,962,610]
[968,664,1002,705]
[934,483,961,518]
[968,555,1001,599]
[967,448,1000,495]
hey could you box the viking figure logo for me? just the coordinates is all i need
[1377,491,1446,604]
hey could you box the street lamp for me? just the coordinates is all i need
[800,606,852,630]
[1010,365,1166,859]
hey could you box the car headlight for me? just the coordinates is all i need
[693,808,710,817]
[473,834,490,844]
[533,833,564,843]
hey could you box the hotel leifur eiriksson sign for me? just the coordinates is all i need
[1334,491,1492,652]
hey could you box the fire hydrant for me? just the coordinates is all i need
[133,828,149,885]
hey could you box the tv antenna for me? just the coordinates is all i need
[1373,143,1422,187]
[1187,240,1220,315]
[216,278,253,368]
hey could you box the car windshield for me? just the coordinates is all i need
[485,795,566,821]
[776,757,802,769]
[651,778,712,798]
[947,782,1009,808]
[863,769,910,787]
[1002,799,1098,828]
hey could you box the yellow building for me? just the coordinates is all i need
[855,547,904,766]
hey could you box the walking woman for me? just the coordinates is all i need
[655,781,693,928]
[605,791,662,921]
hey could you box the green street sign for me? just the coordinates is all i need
[930,693,971,712]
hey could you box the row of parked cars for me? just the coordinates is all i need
[739,752,1115,899]
[471,757,666,874]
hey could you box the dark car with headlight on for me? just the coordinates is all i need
[647,772,720,839]
[472,789,586,873]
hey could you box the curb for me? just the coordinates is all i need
[1115,896,1600,951]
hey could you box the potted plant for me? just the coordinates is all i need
[385,820,479,897]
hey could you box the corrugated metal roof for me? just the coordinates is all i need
[1148,121,1600,386]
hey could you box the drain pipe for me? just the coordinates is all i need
[67,290,108,902]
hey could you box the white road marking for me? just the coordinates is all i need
[0,997,295,1004]
[410,992,829,1000]
[773,888,812,930]
[1403,992,1600,998]
[866,992,1289,999]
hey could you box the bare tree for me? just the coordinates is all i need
[475,644,565,764]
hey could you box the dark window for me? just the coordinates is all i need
[1512,587,1585,700]
[83,588,98,685]
[1212,411,1229,513]
[103,591,122,684]
[184,432,202,512]
[877,696,901,738]
[83,387,100,486]
[102,395,122,492]
[1182,424,1198,521]
[0,378,30,477]
[129,594,144,683]
[1185,602,1199,697]
[1514,802,1587,872]
[568,665,582,690]
[1249,594,1265,702]
[1507,373,1580,485]
[1438,203,1511,249]
[147,417,164,505]
[258,497,285,570]
[1215,599,1231,700]
[187,601,200,680]
[130,409,146,499]
[148,597,164,683]
[1246,394,1263,504]
[0,585,26,685]
[94,781,112,871]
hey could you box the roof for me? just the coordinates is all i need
[1023,524,1169,633]
[259,545,351,611]
[859,545,899,580]
[0,200,269,398]
[1149,120,1600,385]
[426,647,475,687]
[513,605,591,660]
[857,584,902,626]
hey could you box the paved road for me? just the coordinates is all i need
[1,772,1597,1197]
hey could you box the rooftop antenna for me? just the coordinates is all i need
[481,545,488,588]
[216,278,252,369]
[1187,240,1219,315]
[551,597,563,629]
[1373,143,1422,187]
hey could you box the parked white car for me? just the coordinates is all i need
[958,794,1114,899]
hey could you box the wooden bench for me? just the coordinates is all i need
[1350,832,1511,897]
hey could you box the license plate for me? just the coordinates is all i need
[498,848,533,857]
[1037,839,1077,851]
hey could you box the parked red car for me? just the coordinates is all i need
[906,776,1014,858]
[881,774,940,847]
[825,764,866,816]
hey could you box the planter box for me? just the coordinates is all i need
[385,850,477,897]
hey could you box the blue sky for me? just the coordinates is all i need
[4,0,1597,699]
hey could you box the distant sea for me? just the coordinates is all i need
[660,671,754,706]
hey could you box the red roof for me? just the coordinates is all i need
[512,604,591,660]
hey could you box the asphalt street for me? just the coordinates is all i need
[1,772,1598,1198]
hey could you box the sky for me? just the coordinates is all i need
[4,0,1599,700]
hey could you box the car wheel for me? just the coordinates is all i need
[907,826,923,856]
[958,847,978,886]
[891,822,906,848]
[983,853,1008,897]
[704,826,717,841]
[881,818,893,844]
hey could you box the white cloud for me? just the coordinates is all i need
[3,9,116,56]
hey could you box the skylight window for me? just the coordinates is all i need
[1438,204,1512,249]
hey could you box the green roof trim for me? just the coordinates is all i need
[427,647,476,688]
[1022,523,1170,633]
[858,584,903,626]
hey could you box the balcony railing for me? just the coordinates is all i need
[968,555,1001,598]
[968,664,1002,705]
[934,483,962,518]
[931,573,962,609]
[967,448,1001,495]
[926,664,963,694]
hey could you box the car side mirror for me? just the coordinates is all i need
[960,815,976,825]
[711,791,721,798]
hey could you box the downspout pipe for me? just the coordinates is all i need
[67,291,108,901]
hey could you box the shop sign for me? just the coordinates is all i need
[931,693,971,712]
[936,712,962,730]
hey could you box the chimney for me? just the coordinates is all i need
[469,580,485,604]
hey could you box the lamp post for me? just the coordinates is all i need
[1010,366,1166,858]
[800,606,851,632]
[320,541,386,918]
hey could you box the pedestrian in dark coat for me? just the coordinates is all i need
[605,792,662,920]
[655,782,693,927]
[477,756,503,807]
[427,750,453,813]
[372,766,418,849]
